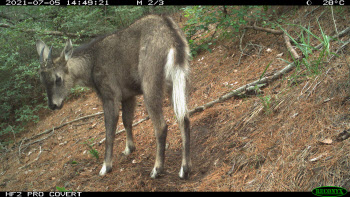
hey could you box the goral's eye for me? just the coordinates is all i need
[55,76,62,85]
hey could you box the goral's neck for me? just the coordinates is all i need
[68,55,94,88]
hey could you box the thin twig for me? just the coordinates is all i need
[18,137,26,162]
[21,127,55,151]
[237,29,247,67]
[304,6,320,18]
[10,126,17,144]
[329,38,350,62]
[18,146,42,170]
[237,45,248,67]
[22,111,104,146]
[330,7,339,37]
[306,77,321,98]
[239,29,246,53]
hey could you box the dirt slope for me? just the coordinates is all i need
[1,6,349,191]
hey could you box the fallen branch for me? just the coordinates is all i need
[20,112,103,148]
[0,23,97,38]
[283,33,300,60]
[333,26,350,39]
[244,25,283,35]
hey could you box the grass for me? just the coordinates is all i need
[278,21,335,76]
[56,186,73,192]
[83,138,100,161]
[259,95,272,115]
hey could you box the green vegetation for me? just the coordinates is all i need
[182,6,249,56]
[56,186,73,192]
[83,138,99,161]
[181,6,291,57]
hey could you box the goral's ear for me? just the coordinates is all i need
[36,40,50,62]
[61,39,73,61]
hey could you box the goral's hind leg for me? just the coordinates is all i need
[143,83,167,179]
[147,104,167,179]
[179,115,191,179]
[122,97,136,156]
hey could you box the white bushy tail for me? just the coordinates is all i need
[165,48,189,122]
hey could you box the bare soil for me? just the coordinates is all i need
[1,6,349,191]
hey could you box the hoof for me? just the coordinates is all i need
[150,167,163,179]
[122,146,135,156]
[179,166,190,179]
[99,163,112,176]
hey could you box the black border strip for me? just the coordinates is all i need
[1,0,346,6]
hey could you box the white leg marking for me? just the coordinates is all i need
[99,162,107,176]
[179,166,185,179]
[150,167,158,179]
[122,146,132,156]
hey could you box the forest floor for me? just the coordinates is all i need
[1,6,350,191]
